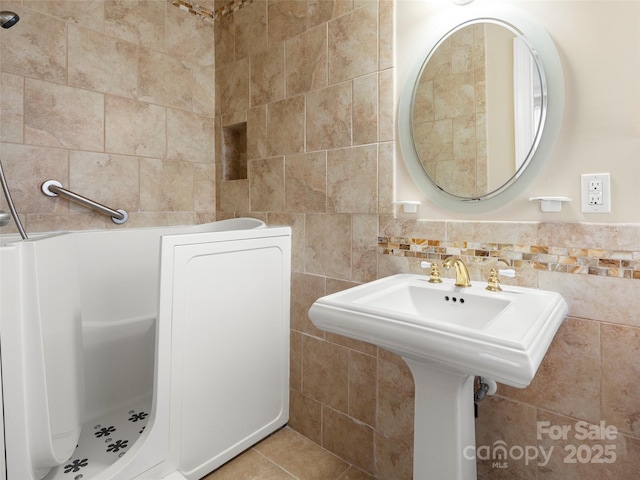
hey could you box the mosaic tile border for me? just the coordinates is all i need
[169,0,254,22]
[378,236,640,280]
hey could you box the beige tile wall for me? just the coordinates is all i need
[0,0,216,232]
[2,1,638,479]
[215,1,639,479]
[214,1,396,475]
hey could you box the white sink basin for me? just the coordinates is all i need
[309,273,568,389]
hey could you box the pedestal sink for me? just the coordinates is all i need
[308,273,567,480]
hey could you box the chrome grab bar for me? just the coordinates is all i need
[41,180,128,224]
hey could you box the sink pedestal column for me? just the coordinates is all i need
[404,359,477,480]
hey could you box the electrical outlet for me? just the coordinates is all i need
[581,173,611,213]
[588,179,602,191]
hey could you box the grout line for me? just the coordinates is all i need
[251,447,300,479]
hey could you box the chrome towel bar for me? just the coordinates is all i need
[41,180,128,224]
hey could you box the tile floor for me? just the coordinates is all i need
[202,427,375,480]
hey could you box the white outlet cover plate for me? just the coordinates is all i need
[581,173,611,213]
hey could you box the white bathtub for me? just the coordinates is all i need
[0,218,291,480]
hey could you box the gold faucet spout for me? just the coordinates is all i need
[442,257,472,287]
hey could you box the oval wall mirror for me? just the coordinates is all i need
[398,5,565,211]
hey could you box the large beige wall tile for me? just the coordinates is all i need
[193,163,216,212]
[447,220,539,245]
[538,222,640,251]
[167,109,214,163]
[0,5,67,83]
[286,24,328,97]
[475,395,538,480]
[322,407,374,474]
[499,317,601,423]
[307,0,353,28]
[139,48,192,110]
[378,0,394,70]
[328,2,378,84]
[306,82,352,151]
[290,331,303,391]
[374,431,412,480]
[105,96,166,158]
[25,79,104,150]
[0,73,23,143]
[247,105,267,160]
[378,142,394,214]
[24,0,104,31]
[601,323,640,436]
[267,96,305,156]
[376,354,414,439]
[214,13,234,68]
[250,42,285,106]
[539,271,640,326]
[288,389,323,446]
[68,25,138,98]
[327,145,377,213]
[140,158,193,211]
[348,350,376,426]
[285,151,327,213]
[302,335,348,412]
[353,73,378,145]
[69,151,139,214]
[352,214,378,283]
[104,0,166,50]
[191,64,216,116]
[267,0,307,45]
[218,178,249,212]
[166,5,214,68]
[235,0,267,59]
[249,156,285,212]
[304,213,352,278]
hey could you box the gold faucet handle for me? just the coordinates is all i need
[486,268,516,291]
[486,268,502,291]
[420,261,443,283]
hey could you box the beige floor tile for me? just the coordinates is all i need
[202,448,295,480]
[255,427,350,480]
[201,427,374,480]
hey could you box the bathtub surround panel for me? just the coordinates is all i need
[163,227,291,478]
[0,0,215,233]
